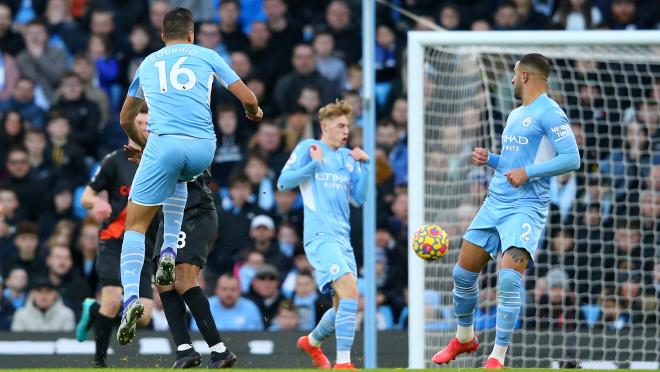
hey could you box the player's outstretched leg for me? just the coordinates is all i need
[433,241,490,365]
[298,307,334,369]
[118,229,147,345]
[485,248,527,369]
[156,182,188,286]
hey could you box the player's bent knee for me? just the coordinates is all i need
[333,274,359,299]
[453,264,479,286]
[502,247,530,273]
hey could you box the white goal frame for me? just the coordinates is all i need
[407,30,660,369]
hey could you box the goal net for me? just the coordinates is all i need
[407,31,660,369]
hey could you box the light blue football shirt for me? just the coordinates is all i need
[277,139,369,244]
[486,93,580,208]
[128,43,240,140]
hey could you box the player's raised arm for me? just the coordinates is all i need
[524,109,580,179]
[119,72,147,148]
[277,140,322,191]
[348,147,370,205]
[209,51,263,121]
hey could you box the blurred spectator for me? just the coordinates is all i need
[0,51,19,100]
[513,0,548,29]
[343,90,362,126]
[17,19,68,103]
[0,110,25,163]
[244,154,276,211]
[321,0,360,64]
[475,285,497,331]
[0,4,25,56]
[218,0,249,53]
[45,244,90,317]
[604,220,655,283]
[437,4,461,30]
[263,0,302,60]
[549,172,578,226]
[235,249,265,293]
[23,128,52,183]
[169,0,213,22]
[197,21,230,62]
[605,0,640,30]
[375,23,399,83]
[313,30,346,94]
[3,267,28,309]
[4,221,44,276]
[297,85,322,115]
[88,8,129,57]
[44,0,86,55]
[248,121,289,174]
[494,1,521,30]
[268,300,300,331]
[43,115,88,187]
[10,276,75,331]
[552,0,603,30]
[0,77,46,128]
[69,55,110,126]
[76,219,99,286]
[200,273,263,331]
[147,0,170,51]
[0,277,16,330]
[272,189,303,236]
[527,268,579,330]
[281,248,313,298]
[0,146,48,221]
[388,191,408,248]
[212,104,246,187]
[276,222,299,259]
[471,19,493,31]
[273,44,340,115]
[595,288,630,330]
[230,50,252,80]
[246,264,285,328]
[87,34,120,109]
[124,24,154,86]
[249,214,289,273]
[49,72,102,157]
[214,173,265,264]
[648,164,660,192]
[0,187,24,230]
[283,105,316,152]
[247,21,283,90]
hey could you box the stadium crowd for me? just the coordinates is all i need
[0,0,658,335]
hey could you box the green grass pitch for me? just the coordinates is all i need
[0,369,643,372]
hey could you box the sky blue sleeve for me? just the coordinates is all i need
[350,159,369,205]
[210,50,240,88]
[487,152,500,169]
[525,109,580,178]
[277,141,320,191]
[127,69,144,99]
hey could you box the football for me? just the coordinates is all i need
[412,224,449,261]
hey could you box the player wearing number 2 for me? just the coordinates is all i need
[432,53,580,368]
[117,7,262,348]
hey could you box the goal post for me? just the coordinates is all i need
[407,31,660,369]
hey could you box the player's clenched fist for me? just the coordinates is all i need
[472,147,489,166]
[246,107,264,121]
[505,168,529,188]
[349,147,369,162]
[91,197,112,222]
[310,144,324,160]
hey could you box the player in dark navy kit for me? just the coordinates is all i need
[152,168,237,368]
[75,107,155,368]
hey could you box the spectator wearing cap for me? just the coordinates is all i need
[198,273,263,331]
[0,275,16,330]
[10,276,75,331]
[16,19,68,103]
[250,214,289,273]
[4,221,44,275]
[0,77,45,129]
[246,264,286,328]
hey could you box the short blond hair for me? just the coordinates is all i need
[319,99,352,122]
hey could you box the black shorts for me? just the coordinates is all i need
[153,207,218,269]
[96,239,154,299]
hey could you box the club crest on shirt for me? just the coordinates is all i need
[522,116,532,127]
[330,264,340,275]
[345,161,354,172]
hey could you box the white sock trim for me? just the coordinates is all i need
[177,344,193,351]
[210,342,227,353]
[308,334,321,347]
[489,344,508,364]
[456,325,475,343]
[336,350,351,364]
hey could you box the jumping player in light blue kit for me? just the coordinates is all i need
[432,53,580,369]
[117,7,262,349]
[278,100,369,370]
